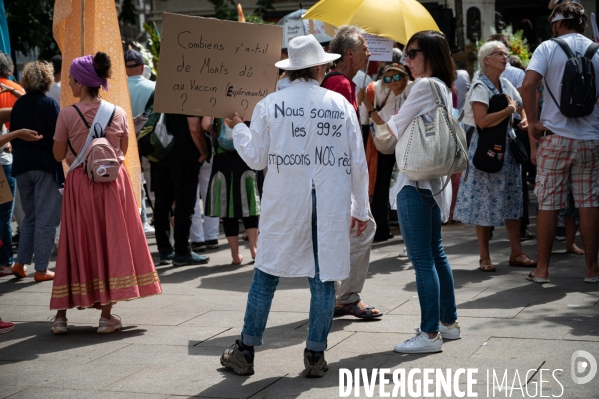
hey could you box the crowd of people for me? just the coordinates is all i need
[0,0,597,380]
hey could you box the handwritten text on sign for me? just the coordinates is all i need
[267,101,351,175]
[154,13,283,120]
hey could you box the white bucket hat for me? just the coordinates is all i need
[275,34,340,70]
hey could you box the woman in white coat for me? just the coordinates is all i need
[219,35,369,378]
[387,31,460,354]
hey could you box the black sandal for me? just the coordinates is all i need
[334,300,383,320]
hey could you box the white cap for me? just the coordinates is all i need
[275,35,340,71]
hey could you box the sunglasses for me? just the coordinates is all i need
[406,48,422,60]
[383,74,403,83]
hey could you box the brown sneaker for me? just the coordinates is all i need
[304,349,329,378]
[12,263,27,279]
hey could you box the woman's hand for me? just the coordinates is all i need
[0,83,24,98]
[506,95,518,114]
[518,118,528,130]
[15,129,42,141]
[362,91,374,112]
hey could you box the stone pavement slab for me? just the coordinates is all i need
[1,210,598,398]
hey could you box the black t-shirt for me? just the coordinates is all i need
[10,92,64,181]
[161,113,201,163]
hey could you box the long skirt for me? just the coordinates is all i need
[50,166,161,310]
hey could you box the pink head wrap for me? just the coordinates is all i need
[70,55,108,91]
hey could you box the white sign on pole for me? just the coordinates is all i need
[363,34,394,62]
[284,20,306,47]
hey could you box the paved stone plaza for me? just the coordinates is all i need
[1,212,598,398]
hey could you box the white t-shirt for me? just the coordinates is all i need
[473,64,523,118]
[527,33,599,140]
[47,82,61,105]
[462,77,522,128]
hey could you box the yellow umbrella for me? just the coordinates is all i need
[303,0,440,45]
[53,0,142,206]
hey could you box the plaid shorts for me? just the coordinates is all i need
[535,134,599,210]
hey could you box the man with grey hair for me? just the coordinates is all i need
[322,25,382,320]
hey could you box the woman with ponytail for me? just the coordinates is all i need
[49,52,161,335]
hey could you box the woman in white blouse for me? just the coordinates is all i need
[386,31,460,354]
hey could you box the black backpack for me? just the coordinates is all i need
[546,38,599,118]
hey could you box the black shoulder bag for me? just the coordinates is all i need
[472,81,510,173]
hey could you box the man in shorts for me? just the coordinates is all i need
[522,1,599,283]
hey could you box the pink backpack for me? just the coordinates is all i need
[68,102,120,183]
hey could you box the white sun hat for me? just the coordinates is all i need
[275,34,340,70]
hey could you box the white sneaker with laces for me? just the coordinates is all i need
[394,328,443,353]
[97,315,122,334]
[439,320,461,340]
[143,222,155,238]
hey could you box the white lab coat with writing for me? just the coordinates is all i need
[232,79,369,282]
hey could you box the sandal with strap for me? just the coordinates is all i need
[479,257,496,272]
[334,300,383,320]
[509,253,537,267]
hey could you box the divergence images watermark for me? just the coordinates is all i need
[338,351,597,398]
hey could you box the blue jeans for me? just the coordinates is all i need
[241,190,335,351]
[0,164,15,266]
[397,185,457,333]
[16,170,63,272]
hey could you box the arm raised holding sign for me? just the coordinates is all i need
[227,108,270,171]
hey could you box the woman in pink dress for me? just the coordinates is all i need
[50,52,161,334]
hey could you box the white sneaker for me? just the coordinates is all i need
[439,320,461,340]
[143,222,155,238]
[97,315,122,334]
[398,248,408,257]
[394,328,443,354]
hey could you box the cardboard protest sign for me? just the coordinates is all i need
[154,13,283,120]
[0,166,13,205]
[363,34,394,62]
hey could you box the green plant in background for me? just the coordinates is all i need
[507,28,531,66]
[142,22,160,76]
[490,25,532,66]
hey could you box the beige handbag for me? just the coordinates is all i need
[371,122,396,154]
[368,84,396,155]
[396,78,468,189]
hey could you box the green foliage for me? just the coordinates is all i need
[5,0,57,59]
[208,0,237,21]
[142,22,160,74]
[254,0,274,19]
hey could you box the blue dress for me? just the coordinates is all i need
[453,76,523,226]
